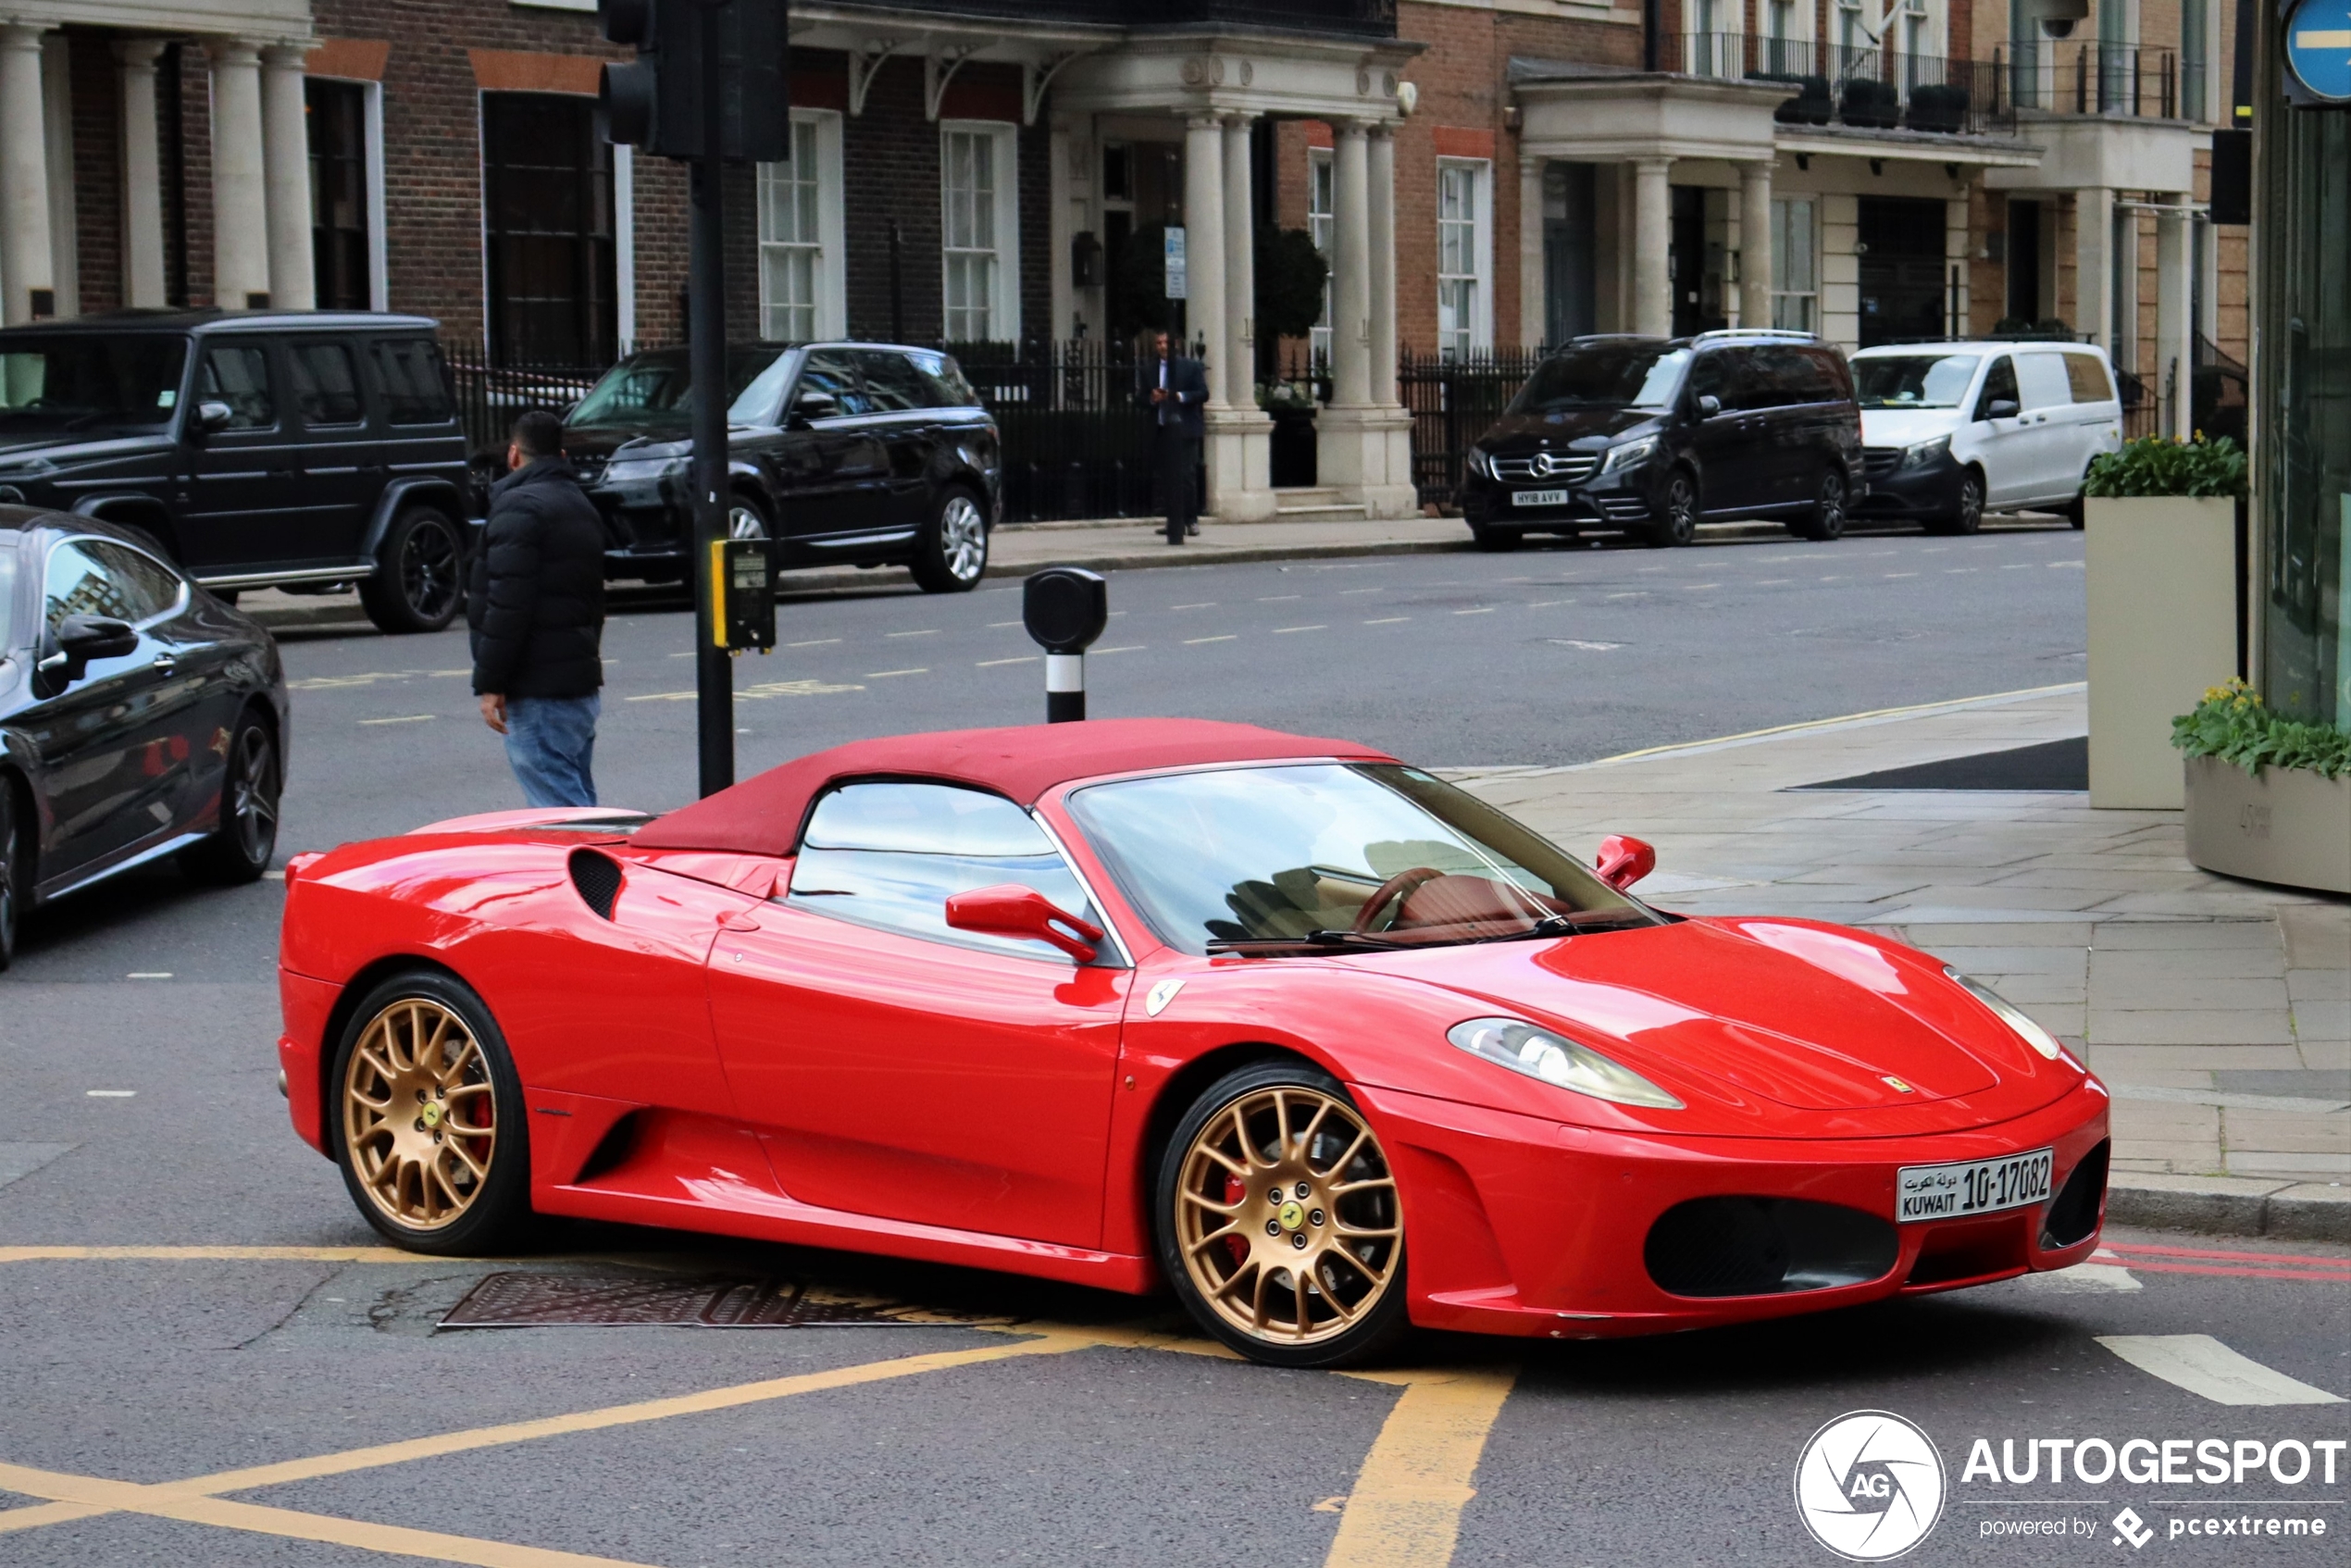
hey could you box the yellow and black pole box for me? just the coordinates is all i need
[709,539,776,652]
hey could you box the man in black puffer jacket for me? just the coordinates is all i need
[470,409,607,807]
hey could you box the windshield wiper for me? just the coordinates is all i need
[1206,928,1410,955]
[1463,910,1657,944]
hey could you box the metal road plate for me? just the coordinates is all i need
[438,1272,969,1329]
[1895,1147,2053,1225]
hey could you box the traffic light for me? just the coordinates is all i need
[599,0,790,164]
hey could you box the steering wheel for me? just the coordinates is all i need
[1351,866,1446,934]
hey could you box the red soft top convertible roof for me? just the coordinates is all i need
[630,717,1392,857]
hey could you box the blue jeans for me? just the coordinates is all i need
[504,694,600,808]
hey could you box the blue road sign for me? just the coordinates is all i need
[2286,0,2351,101]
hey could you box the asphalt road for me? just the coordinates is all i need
[14,519,2343,1568]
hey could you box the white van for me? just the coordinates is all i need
[1847,341,2124,533]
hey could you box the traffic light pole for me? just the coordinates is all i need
[689,7,730,798]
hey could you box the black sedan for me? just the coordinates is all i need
[0,509,287,968]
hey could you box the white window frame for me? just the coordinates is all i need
[1771,195,1819,333]
[1308,147,1334,366]
[1684,0,1745,76]
[305,68,392,316]
[939,118,1020,345]
[1436,157,1492,358]
[757,109,845,342]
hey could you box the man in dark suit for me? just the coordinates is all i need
[1150,330,1207,545]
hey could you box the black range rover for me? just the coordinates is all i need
[1459,331,1864,549]
[0,310,471,633]
[567,341,1001,593]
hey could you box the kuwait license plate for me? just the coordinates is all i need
[1511,489,1570,507]
[1896,1148,2053,1223]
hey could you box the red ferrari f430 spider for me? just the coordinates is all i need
[278,720,2109,1366]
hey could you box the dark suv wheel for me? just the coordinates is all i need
[1791,466,1848,541]
[1926,467,1985,535]
[359,506,466,634]
[1646,470,1698,547]
[910,487,989,592]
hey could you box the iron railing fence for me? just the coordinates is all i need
[1999,39,2193,119]
[1679,33,2018,137]
[442,341,610,467]
[826,0,1396,32]
[944,338,1208,523]
[1398,347,1547,506]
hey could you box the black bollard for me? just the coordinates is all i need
[1023,566,1108,723]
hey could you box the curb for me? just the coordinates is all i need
[2107,1176,2350,1243]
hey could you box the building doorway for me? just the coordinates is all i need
[1670,185,1710,338]
[1544,162,1598,345]
[2005,197,2043,324]
[481,93,616,365]
[308,80,370,311]
[1858,195,1947,346]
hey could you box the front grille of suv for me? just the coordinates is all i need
[1862,447,1903,480]
[1492,452,1598,485]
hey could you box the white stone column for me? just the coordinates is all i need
[1367,122,1398,406]
[1519,153,1546,348]
[1048,117,1074,342]
[40,33,75,317]
[117,40,168,308]
[1182,114,1226,412]
[0,23,55,324]
[1631,156,1672,338]
[1738,161,1774,330]
[2074,185,2112,353]
[260,44,314,309]
[2156,202,2193,439]
[209,40,270,308]
[1328,118,1371,408]
[1207,111,1274,521]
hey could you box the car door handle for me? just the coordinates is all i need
[151,653,177,676]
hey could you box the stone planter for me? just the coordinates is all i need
[2086,495,2238,808]
[2183,753,2351,894]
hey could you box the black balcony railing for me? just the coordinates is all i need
[1680,33,2019,138]
[824,0,1396,36]
[1997,39,2194,119]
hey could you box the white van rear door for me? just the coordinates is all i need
[2010,352,2078,504]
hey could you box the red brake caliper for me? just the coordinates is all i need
[1223,1174,1249,1265]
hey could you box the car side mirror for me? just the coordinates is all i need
[789,391,840,429]
[1697,393,1723,418]
[1984,397,2020,420]
[944,883,1104,964]
[193,400,233,434]
[1593,834,1657,892]
[37,614,139,689]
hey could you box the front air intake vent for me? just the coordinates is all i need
[567,848,623,920]
[2041,1139,2109,1250]
[1644,1197,1899,1298]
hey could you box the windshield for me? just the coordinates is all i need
[566,347,792,429]
[1066,763,1661,954]
[1852,355,1982,409]
[1508,344,1690,414]
[0,335,189,429]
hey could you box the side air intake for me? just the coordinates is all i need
[1644,1197,1899,1298]
[568,848,624,920]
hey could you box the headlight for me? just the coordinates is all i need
[1464,446,1491,479]
[1945,967,2063,1061]
[1897,435,1951,471]
[1447,1017,1684,1109]
[603,456,684,483]
[1599,436,1659,475]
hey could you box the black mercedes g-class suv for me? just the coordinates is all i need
[0,310,470,633]
[1459,330,1864,550]
[566,341,1001,592]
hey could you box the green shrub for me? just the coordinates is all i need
[2084,434,2247,499]
[1255,228,1328,343]
[2172,679,2351,780]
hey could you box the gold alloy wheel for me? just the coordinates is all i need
[341,998,497,1230]
[1174,1086,1402,1346]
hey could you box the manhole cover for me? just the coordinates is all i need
[439,1273,964,1329]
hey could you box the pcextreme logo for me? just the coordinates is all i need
[1795,1410,1949,1562]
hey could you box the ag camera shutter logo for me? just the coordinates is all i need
[1795,1410,1947,1561]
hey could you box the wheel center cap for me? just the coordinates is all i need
[419,1101,443,1129]
[1277,1199,1305,1231]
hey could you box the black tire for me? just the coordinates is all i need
[0,779,24,973]
[1645,470,1698,547]
[1155,1058,1411,1369]
[330,969,533,1255]
[178,706,280,886]
[358,507,466,634]
[2062,492,2086,529]
[1926,468,1985,536]
[910,487,989,593]
[1469,521,1521,552]
[1791,466,1849,541]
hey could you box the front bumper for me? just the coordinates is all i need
[1853,447,1962,516]
[1459,467,1660,531]
[1358,1076,2110,1338]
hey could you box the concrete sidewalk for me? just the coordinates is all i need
[1447,684,2351,1241]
